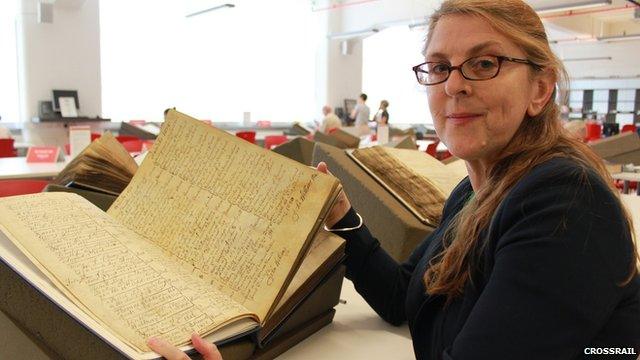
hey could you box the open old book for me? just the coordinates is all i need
[0,110,342,359]
[53,132,138,196]
[348,146,467,226]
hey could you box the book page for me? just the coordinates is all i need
[351,146,465,225]
[274,231,344,313]
[260,231,344,338]
[108,110,340,321]
[0,193,255,353]
[54,132,138,195]
[385,147,464,195]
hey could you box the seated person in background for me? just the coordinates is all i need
[320,105,342,134]
[564,119,586,142]
[0,124,12,139]
[373,100,390,126]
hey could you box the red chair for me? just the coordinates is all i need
[426,140,439,158]
[141,140,154,152]
[236,131,256,144]
[121,140,144,152]
[0,138,17,158]
[264,135,289,149]
[438,150,453,161]
[585,122,602,142]
[622,124,637,134]
[115,135,139,143]
[0,180,50,198]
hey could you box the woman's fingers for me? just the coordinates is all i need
[316,161,332,175]
[192,334,223,360]
[147,337,190,360]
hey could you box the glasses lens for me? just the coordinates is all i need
[423,63,449,84]
[462,56,499,80]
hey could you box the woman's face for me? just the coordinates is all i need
[425,15,542,162]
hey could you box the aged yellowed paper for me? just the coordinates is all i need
[0,193,254,352]
[108,110,339,321]
[350,146,466,225]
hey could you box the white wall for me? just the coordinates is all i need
[321,0,434,112]
[326,39,364,111]
[552,40,640,79]
[17,0,101,121]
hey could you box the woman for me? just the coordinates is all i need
[374,100,390,126]
[151,0,640,358]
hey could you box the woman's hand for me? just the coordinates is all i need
[147,334,222,360]
[316,162,352,228]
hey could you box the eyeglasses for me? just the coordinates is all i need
[412,55,541,86]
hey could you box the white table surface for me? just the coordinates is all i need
[279,279,414,359]
[612,172,640,182]
[0,156,69,180]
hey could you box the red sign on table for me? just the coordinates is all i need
[129,120,146,127]
[26,147,64,163]
[256,120,271,128]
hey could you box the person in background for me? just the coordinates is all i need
[320,105,342,134]
[0,124,12,139]
[373,100,390,126]
[350,93,371,135]
[564,119,586,142]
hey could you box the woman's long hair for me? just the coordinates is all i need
[422,0,639,301]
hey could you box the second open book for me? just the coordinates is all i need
[0,110,342,359]
[349,146,467,226]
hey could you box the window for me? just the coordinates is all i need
[0,0,20,122]
[363,26,431,125]
[100,1,320,123]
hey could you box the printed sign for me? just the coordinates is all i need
[26,146,64,163]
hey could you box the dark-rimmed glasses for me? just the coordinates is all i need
[412,55,541,86]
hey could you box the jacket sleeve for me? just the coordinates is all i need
[331,207,436,326]
[446,167,639,359]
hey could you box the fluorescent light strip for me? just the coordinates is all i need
[535,0,611,14]
[562,56,612,61]
[550,37,597,44]
[327,28,379,40]
[597,34,640,42]
[186,4,235,18]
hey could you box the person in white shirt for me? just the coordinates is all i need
[320,105,342,133]
[350,93,371,136]
[0,124,12,139]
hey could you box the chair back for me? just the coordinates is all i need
[236,131,256,144]
[115,135,139,143]
[0,138,16,158]
[426,140,439,158]
[264,135,289,150]
[622,124,637,134]
[585,122,602,142]
[0,180,50,197]
[121,140,144,153]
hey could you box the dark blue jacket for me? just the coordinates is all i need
[333,157,640,359]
